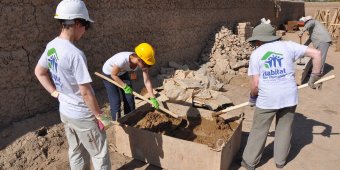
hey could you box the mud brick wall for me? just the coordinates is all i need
[305,2,340,17]
[0,0,303,127]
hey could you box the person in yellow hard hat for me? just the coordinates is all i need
[102,43,159,120]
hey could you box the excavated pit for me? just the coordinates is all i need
[122,110,239,149]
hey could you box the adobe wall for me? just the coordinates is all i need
[0,0,304,127]
[305,2,340,17]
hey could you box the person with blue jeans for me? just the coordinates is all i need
[103,72,135,120]
[102,43,159,120]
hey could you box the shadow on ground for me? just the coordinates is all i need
[230,112,336,169]
[0,111,61,150]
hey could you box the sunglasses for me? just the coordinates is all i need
[77,19,90,30]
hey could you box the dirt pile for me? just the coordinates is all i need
[198,25,255,83]
[0,125,67,170]
[124,111,238,149]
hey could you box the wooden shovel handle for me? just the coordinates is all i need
[95,72,179,118]
[213,75,336,117]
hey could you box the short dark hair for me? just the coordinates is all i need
[58,18,90,30]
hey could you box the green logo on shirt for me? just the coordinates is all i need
[261,51,286,79]
[47,48,62,88]
[47,48,59,72]
[261,51,283,68]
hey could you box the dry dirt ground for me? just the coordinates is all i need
[1,32,339,170]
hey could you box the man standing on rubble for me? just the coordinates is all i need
[241,23,322,170]
[34,0,111,169]
[298,16,332,73]
[102,43,159,120]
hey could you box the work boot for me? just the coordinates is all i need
[241,159,255,170]
[276,163,285,169]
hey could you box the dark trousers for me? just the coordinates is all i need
[103,72,135,121]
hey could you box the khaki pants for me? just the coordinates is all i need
[60,113,111,170]
[242,106,296,167]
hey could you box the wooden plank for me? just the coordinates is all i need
[336,29,340,51]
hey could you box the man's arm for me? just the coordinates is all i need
[305,47,322,74]
[110,65,125,87]
[250,75,259,97]
[79,83,101,116]
[142,69,155,98]
[300,21,315,46]
[34,64,57,96]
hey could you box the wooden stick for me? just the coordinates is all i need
[94,72,179,118]
[213,75,336,117]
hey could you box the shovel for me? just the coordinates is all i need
[95,72,189,127]
[212,75,336,117]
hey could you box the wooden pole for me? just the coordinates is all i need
[212,75,336,117]
[95,72,179,118]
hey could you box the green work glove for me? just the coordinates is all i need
[149,97,159,109]
[123,84,133,94]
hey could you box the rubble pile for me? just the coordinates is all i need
[198,25,255,83]
[157,62,232,110]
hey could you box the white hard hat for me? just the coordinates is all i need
[260,18,271,24]
[299,16,313,23]
[54,0,94,22]
[305,16,313,21]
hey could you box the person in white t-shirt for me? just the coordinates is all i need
[34,1,111,169]
[241,23,322,170]
[102,43,159,120]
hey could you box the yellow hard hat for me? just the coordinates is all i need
[135,43,155,66]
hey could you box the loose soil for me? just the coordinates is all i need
[0,124,68,170]
[123,110,239,149]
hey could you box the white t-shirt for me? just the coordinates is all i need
[38,37,93,119]
[248,41,308,109]
[102,52,138,76]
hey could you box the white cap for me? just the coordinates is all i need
[260,18,271,24]
[299,16,312,23]
[54,0,94,22]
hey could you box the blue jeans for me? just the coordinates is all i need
[103,72,135,121]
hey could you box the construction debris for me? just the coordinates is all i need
[158,62,232,110]
[197,25,255,83]
[156,25,256,110]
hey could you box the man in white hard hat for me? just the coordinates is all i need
[241,23,322,170]
[34,0,111,169]
[298,16,332,74]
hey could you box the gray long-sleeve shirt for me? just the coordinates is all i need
[301,19,332,48]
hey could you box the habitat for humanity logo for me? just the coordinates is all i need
[47,48,62,89]
[261,51,286,79]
